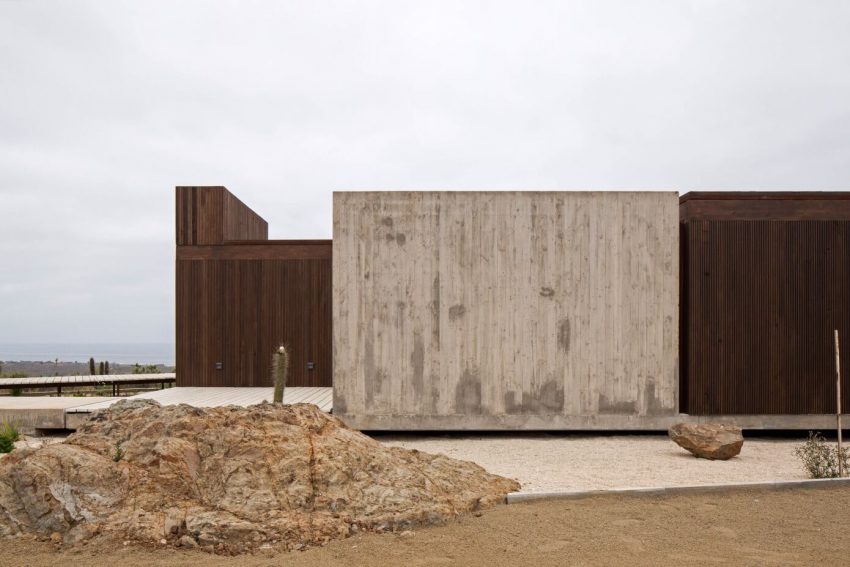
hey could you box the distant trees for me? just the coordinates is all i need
[132,363,159,374]
[87,358,111,375]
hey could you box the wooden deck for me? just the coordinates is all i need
[66,386,333,414]
[0,373,175,387]
[0,373,175,396]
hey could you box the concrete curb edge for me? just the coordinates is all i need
[505,477,850,504]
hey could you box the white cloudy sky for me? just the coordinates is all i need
[1,0,849,344]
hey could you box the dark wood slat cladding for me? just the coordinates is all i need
[680,192,850,222]
[176,256,332,387]
[683,219,850,415]
[176,186,330,388]
[176,187,268,245]
[177,241,332,261]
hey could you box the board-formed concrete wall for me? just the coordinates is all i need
[333,192,679,429]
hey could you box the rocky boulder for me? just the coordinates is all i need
[669,423,744,460]
[0,400,519,553]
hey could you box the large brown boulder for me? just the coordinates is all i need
[669,423,744,460]
[0,400,519,553]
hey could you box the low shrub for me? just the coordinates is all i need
[1,419,20,443]
[111,441,124,462]
[0,419,19,454]
[794,431,849,479]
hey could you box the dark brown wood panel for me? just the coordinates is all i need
[176,256,332,387]
[683,219,850,414]
[176,186,330,389]
[177,241,332,261]
[680,192,850,222]
[176,187,268,245]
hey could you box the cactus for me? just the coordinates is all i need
[272,345,289,404]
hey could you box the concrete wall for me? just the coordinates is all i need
[333,192,679,430]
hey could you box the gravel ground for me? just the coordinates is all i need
[378,433,810,492]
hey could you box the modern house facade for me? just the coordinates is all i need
[175,187,332,388]
[175,186,850,430]
[680,192,850,417]
[333,191,679,429]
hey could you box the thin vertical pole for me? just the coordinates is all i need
[836,329,843,477]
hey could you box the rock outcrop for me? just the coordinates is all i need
[0,400,519,553]
[669,423,744,460]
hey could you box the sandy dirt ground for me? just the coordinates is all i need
[379,433,808,492]
[2,485,849,566]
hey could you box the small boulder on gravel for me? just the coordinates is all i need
[669,423,743,460]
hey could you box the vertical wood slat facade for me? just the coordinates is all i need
[681,193,850,415]
[176,187,332,388]
[176,186,268,245]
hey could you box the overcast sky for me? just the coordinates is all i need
[1,0,849,345]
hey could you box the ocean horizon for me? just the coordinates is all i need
[0,343,175,365]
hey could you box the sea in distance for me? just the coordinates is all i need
[0,343,175,366]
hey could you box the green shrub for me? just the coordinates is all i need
[0,419,17,454]
[795,432,849,479]
[111,441,124,462]
[0,419,19,443]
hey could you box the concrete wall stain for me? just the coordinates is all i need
[448,304,466,321]
[384,232,406,245]
[643,378,674,416]
[504,391,522,414]
[455,368,482,414]
[430,275,441,346]
[363,338,384,407]
[411,332,425,398]
[598,394,637,415]
[557,318,571,354]
[504,380,565,414]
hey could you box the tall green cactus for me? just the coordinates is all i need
[272,345,289,404]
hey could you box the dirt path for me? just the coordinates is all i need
[3,485,849,566]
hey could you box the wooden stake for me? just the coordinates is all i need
[836,329,843,477]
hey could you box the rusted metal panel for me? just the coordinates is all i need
[333,191,679,430]
[683,217,850,415]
